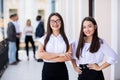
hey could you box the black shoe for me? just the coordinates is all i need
[37,59,43,62]
[17,59,21,62]
[33,55,36,60]
[10,61,18,65]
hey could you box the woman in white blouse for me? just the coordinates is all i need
[24,19,36,60]
[72,17,118,80]
[37,13,72,80]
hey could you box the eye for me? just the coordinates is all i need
[56,19,61,23]
[88,25,92,28]
[83,26,86,29]
[50,19,61,24]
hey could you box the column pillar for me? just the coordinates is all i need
[0,0,3,18]
[111,0,119,80]
[0,0,4,40]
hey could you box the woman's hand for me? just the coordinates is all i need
[87,62,111,71]
[87,64,101,71]
[74,66,82,74]
[65,52,72,59]
[59,52,72,60]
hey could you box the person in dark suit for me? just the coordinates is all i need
[7,14,18,65]
[35,15,45,62]
[35,15,45,38]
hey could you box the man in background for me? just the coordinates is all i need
[35,15,45,62]
[7,14,17,65]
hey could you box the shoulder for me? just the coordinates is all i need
[40,20,44,23]
[8,22,13,25]
[99,38,104,44]
[8,22,15,28]
[99,38,111,49]
[99,38,110,46]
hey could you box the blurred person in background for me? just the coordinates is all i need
[7,14,17,65]
[35,15,45,62]
[24,19,36,60]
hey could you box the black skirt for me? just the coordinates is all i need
[78,64,105,80]
[42,62,69,80]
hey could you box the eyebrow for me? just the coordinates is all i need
[50,19,60,21]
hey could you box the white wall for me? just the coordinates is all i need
[114,0,120,80]
[55,0,88,41]
[95,0,120,80]
[94,0,113,80]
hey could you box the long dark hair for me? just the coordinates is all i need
[44,12,69,52]
[76,17,101,59]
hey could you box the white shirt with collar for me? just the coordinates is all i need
[72,39,118,65]
[13,21,20,33]
[38,34,72,62]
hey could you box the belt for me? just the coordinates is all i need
[16,33,20,35]
[79,64,88,69]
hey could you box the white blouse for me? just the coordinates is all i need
[38,34,72,62]
[72,39,118,65]
[24,26,33,36]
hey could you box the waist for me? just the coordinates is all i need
[44,62,65,65]
[79,64,89,69]
[44,60,63,63]
[16,33,20,35]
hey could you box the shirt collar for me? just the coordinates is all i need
[51,34,62,39]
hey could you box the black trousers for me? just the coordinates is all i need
[16,37,20,61]
[25,36,35,57]
[42,62,69,80]
[78,64,105,80]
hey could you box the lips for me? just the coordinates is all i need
[85,31,91,35]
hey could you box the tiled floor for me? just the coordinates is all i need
[1,50,77,80]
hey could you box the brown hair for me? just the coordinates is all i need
[44,12,69,52]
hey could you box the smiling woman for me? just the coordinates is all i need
[71,17,118,80]
[37,12,72,80]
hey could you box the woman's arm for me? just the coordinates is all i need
[87,62,111,71]
[38,44,72,62]
[37,44,60,60]
[49,51,72,62]
[71,59,82,74]
[49,44,72,62]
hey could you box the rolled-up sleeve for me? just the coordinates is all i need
[102,40,118,64]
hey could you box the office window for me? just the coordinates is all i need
[9,9,17,16]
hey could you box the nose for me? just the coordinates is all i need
[84,27,89,31]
